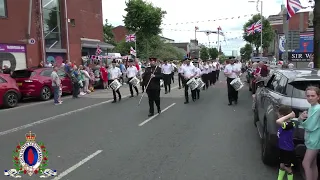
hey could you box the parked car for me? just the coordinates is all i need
[253,68,319,170]
[0,73,20,108]
[11,67,73,101]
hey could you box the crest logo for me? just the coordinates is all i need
[4,131,57,178]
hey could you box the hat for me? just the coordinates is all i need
[149,57,157,62]
[128,59,134,63]
[112,59,117,63]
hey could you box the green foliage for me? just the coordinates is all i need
[123,0,166,38]
[113,40,134,55]
[208,48,219,59]
[242,14,274,50]
[240,44,253,60]
[103,19,115,45]
[200,47,209,60]
[45,7,58,32]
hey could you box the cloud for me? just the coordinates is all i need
[102,0,284,55]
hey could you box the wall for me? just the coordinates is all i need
[66,0,103,65]
[112,26,128,43]
[0,0,42,68]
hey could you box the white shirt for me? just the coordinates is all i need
[195,67,202,77]
[126,66,138,78]
[109,67,122,80]
[308,61,314,68]
[212,62,217,71]
[171,63,177,72]
[288,63,294,69]
[224,64,240,79]
[200,64,209,74]
[178,64,185,73]
[182,64,196,79]
[161,64,173,74]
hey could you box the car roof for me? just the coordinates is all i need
[275,68,320,82]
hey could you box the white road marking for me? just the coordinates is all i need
[139,103,176,126]
[0,95,130,137]
[51,150,103,180]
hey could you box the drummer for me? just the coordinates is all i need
[126,59,139,97]
[193,60,202,100]
[109,59,122,103]
[224,57,241,105]
[181,58,197,104]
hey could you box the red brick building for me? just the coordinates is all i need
[112,26,128,43]
[0,0,113,70]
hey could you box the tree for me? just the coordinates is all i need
[208,48,219,59]
[45,7,58,32]
[103,19,115,45]
[240,44,253,61]
[314,1,320,68]
[242,14,274,54]
[113,40,134,55]
[123,0,166,38]
[200,47,209,60]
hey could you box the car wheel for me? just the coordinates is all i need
[261,122,278,166]
[3,92,18,108]
[40,86,52,101]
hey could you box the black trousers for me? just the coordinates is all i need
[209,72,213,85]
[146,89,160,113]
[212,71,217,85]
[128,77,138,96]
[195,78,200,99]
[109,80,121,101]
[184,80,196,102]
[171,72,174,83]
[178,73,184,88]
[227,77,238,103]
[72,82,80,98]
[216,70,220,81]
[202,74,209,90]
[163,74,171,92]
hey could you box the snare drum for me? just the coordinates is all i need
[109,79,122,91]
[230,78,243,91]
[186,78,199,90]
[196,78,205,89]
[129,76,140,87]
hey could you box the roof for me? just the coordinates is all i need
[276,68,320,82]
[159,36,174,41]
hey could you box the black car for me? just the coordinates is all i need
[253,68,319,167]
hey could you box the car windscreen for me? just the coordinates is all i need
[289,81,320,99]
[11,70,35,78]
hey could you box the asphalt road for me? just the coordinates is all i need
[0,75,303,180]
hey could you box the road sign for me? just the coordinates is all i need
[288,31,300,50]
[28,38,36,44]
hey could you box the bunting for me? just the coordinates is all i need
[161,14,253,26]
[162,29,242,34]
[200,36,244,45]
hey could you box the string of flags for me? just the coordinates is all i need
[201,36,244,45]
[161,14,253,26]
[162,29,242,34]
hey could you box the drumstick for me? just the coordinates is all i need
[138,65,158,106]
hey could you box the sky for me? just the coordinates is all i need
[102,0,312,56]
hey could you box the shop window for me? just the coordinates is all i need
[0,0,7,17]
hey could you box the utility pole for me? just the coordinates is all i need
[314,0,319,68]
[283,7,289,64]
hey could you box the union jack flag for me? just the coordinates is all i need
[96,45,102,55]
[246,20,262,35]
[125,34,136,42]
[287,0,303,20]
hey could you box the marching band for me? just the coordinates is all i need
[106,56,241,117]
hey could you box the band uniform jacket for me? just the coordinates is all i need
[142,66,162,90]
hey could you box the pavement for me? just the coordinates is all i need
[0,74,304,180]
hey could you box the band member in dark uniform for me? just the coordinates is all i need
[161,60,172,94]
[109,60,122,103]
[224,57,241,105]
[181,58,197,104]
[126,59,139,97]
[142,58,163,117]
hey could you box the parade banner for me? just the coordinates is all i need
[278,32,314,62]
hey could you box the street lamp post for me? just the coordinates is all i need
[248,0,263,56]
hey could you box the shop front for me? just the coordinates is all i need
[0,44,27,71]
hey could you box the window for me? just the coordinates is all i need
[57,69,66,77]
[0,0,7,17]
[42,0,62,49]
[291,81,320,99]
[0,77,6,83]
[40,69,53,77]
[275,76,288,94]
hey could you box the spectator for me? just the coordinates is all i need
[50,66,61,105]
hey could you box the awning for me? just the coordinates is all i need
[81,38,114,50]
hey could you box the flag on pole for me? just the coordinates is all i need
[286,0,303,20]
[195,26,199,31]
[125,34,136,42]
[130,47,136,56]
[246,20,262,35]
[96,44,102,55]
[217,26,224,36]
